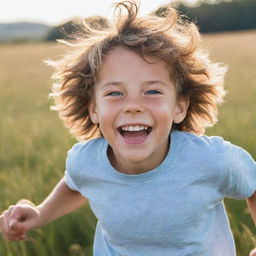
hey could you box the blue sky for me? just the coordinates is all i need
[0,0,198,25]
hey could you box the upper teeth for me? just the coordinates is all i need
[121,125,149,131]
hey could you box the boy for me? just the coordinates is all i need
[0,1,256,255]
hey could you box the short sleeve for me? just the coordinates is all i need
[64,170,79,191]
[64,147,80,192]
[222,141,256,199]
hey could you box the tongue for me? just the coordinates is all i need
[122,130,148,144]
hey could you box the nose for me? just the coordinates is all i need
[123,95,144,114]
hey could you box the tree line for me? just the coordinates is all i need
[166,0,256,33]
[46,0,256,41]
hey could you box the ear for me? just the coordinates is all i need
[173,97,190,124]
[89,101,99,124]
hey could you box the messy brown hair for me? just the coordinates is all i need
[49,0,227,141]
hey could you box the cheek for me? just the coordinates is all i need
[148,103,177,130]
[149,100,175,116]
[97,103,117,125]
[99,99,122,113]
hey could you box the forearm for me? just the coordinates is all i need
[37,177,87,225]
[246,191,256,225]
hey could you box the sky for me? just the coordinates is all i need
[0,0,199,26]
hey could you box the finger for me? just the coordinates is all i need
[2,212,10,234]
[6,205,16,217]
[5,228,27,241]
[1,207,17,232]
[8,221,26,235]
[8,205,37,232]
[0,213,5,234]
[8,205,30,226]
[3,232,27,242]
[17,199,35,206]
[3,213,22,237]
[1,214,18,241]
[0,210,8,228]
[0,209,27,241]
[5,210,26,236]
[9,219,18,230]
[7,215,20,231]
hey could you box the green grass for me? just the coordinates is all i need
[0,30,256,255]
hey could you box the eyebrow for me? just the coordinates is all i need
[144,80,168,86]
[101,79,168,87]
[101,81,122,87]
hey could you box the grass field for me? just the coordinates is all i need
[0,30,256,255]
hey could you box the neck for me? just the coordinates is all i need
[107,140,170,175]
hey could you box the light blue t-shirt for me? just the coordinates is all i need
[64,131,256,256]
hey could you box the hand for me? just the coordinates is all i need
[250,248,256,256]
[0,199,42,241]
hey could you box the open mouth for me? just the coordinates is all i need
[118,125,152,138]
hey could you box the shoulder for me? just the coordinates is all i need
[69,137,106,153]
[175,131,229,154]
[68,137,106,157]
[176,131,256,199]
[175,131,253,165]
[65,137,108,187]
[173,131,234,177]
[66,137,107,168]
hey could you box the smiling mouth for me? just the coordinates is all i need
[118,125,152,137]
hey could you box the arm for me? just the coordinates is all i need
[0,177,87,241]
[37,177,87,225]
[246,191,256,225]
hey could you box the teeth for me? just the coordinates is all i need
[121,125,149,131]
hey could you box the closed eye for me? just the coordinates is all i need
[145,90,161,95]
[106,91,123,96]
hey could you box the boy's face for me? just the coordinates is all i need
[89,46,189,174]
